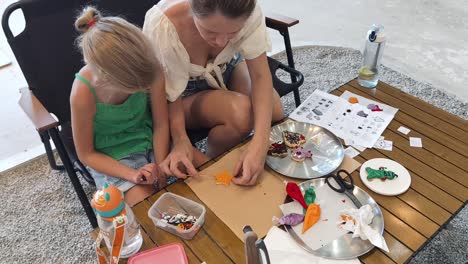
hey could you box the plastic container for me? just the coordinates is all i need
[148,192,205,240]
[128,243,188,264]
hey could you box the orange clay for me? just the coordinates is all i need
[302,203,321,234]
[215,171,233,186]
[348,97,359,104]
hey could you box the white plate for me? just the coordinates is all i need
[360,158,411,196]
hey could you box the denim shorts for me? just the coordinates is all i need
[182,54,244,97]
[88,150,177,192]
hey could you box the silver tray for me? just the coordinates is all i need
[285,178,384,259]
[266,121,344,179]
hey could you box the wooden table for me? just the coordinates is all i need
[93,80,468,264]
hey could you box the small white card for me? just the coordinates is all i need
[409,137,423,148]
[344,147,360,158]
[397,126,411,135]
[374,140,393,151]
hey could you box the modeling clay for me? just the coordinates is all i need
[161,212,197,230]
[267,141,288,158]
[290,147,313,162]
[366,167,398,181]
[272,213,304,226]
[282,131,306,148]
[348,97,359,104]
[357,111,368,117]
[215,171,234,185]
[304,186,316,206]
[367,104,383,112]
[286,182,308,209]
[302,203,321,234]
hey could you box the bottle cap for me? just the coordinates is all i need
[368,24,385,43]
[91,182,125,218]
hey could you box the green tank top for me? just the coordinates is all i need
[75,73,153,160]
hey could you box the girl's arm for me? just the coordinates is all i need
[70,79,156,184]
[160,97,198,178]
[232,52,273,185]
[150,74,170,164]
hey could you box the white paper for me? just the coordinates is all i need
[280,185,355,250]
[263,226,360,264]
[352,145,367,152]
[374,137,393,151]
[409,137,423,148]
[289,90,398,148]
[397,126,411,135]
[344,147,360,158]
[339,205,389,252]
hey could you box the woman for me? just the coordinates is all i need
[143,0,284,185]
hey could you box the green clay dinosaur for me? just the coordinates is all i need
[366,167,398,181]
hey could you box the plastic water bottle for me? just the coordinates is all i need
[358,24,386,88]
[92,183,142,262]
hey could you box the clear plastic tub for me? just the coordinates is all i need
[148,192,205,240]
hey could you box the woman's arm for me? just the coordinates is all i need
[150,74,170,164]
[232,52,273,185]
[70,80,156,184]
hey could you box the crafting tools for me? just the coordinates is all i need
[325,170,362,208]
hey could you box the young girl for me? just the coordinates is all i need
[71,7,171,205]
[143,0,284,185]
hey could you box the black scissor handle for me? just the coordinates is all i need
[325,174,345,193]
[336,169,354,189]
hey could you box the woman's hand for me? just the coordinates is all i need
[232,140,268,185]
[160,138,198,179]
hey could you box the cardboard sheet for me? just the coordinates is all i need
[186,144,361,240]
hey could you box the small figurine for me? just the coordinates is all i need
[267,141,288,158]
[366,167,398,181]
[291,147,313,162]
[282,131,306,148]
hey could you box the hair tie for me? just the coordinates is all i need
[88,20,96,28]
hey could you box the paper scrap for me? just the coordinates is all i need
[397,126,411,135]
[374,138,393,151]
[344,147,360,158]
[409,137,423,148]
[352,145,367,152]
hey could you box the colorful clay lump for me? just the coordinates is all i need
[302,203,321,234]
[286,182,308,210]
[272,213,304,226]
[348,97,359,104]
[366,167,398,181]
[215,171,234,185]
[267,141,288,158]
[290,147,313,162]
[367,104,383,112]
[161,212,197,230]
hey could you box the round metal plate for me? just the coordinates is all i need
[266,121,344,179]
[285,178,385,259]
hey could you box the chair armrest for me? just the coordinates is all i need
[18,87,59,133]
[268,58,304,97]
[265,12,299,31]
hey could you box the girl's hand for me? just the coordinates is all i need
[160,139,198,179]
[130,163,160,184]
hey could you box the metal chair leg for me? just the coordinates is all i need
[48,128,97,228]
[39,132,65,171]
[280,29,301,107]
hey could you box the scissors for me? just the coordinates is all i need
[325,169,362,208]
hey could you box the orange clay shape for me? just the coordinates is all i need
[302,203,321,234]
[215,171,233,186]
[348,97,359,104]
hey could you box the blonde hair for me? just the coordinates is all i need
[75,6,159,92]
